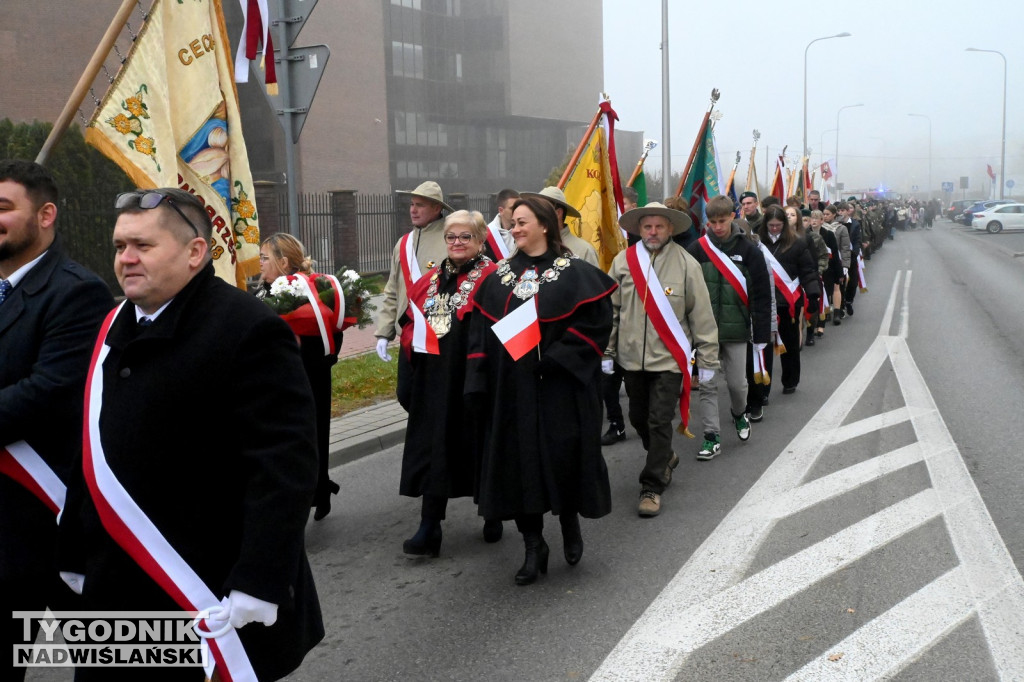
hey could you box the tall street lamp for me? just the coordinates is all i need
[835,103,864,198]
[966,48,1007,199]
[907,113,932,199]
[804,32,851,157]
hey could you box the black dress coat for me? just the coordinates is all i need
[58,264,323,681]
[0,245,112,673]
[466,250,616,521]
[399,256,496,501]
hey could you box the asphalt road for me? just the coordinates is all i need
[25,219,1024,681]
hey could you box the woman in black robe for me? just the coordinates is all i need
[466,196,617,586]
[256,233,342,521]
[398,210,497,556]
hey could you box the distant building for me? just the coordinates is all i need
[2,0,639,195]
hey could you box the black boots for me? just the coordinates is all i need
[514,532,550,586]
[559,514,583,566]
[483,519,503,543]
[403,519,442,557]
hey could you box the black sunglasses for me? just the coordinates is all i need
[115,191,201,238]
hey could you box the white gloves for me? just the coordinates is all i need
[698,368,715,383]
[375,338,392,362]
[754,343,767,353]
[843,267,849,278]
[60,571,85,595]
[601,358,614,375]
[216,590,278,629]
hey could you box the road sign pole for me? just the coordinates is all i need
[276,0,299,237]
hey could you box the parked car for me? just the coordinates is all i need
[971,203,1024,233]
[947,198,980,221]
[961,199,1015,225]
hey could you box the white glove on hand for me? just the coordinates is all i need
[601,358,614,375]
[221,590,278,629]
[843,267,849,278]
[375,338,392,362]
[698,368,715,383]
[60,571,85,595]
[754,343,767,353]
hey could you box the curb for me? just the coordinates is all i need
[327,422,406,469]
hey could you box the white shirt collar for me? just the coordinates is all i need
[135,299,173,323]
[3,250,47,289]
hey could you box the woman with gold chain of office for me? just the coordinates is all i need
[397,210,499,557]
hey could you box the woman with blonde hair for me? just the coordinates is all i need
[258,232,342,520]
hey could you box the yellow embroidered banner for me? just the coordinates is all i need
[86,0,260,287]
[562,126,627,272]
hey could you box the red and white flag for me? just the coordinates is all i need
[857,253,868,292]
[492,297,541,361]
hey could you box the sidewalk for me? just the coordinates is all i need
[327,293,407,467]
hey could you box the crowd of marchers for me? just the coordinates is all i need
[371,178,923,590]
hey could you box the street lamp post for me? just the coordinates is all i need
[907,113,932,199]
[966,48,1007,199]
[804,32,851,158]
[835,103,864,198]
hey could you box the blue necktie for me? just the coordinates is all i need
[138,316,153,327]
[0,279,12,306]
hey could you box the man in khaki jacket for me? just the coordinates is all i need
[605,203,719,517]
[374,181,452,407]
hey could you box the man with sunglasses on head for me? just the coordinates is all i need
[0,160,113,682]
[57,188,324,681]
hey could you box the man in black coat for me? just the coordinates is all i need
[58,188,323,681]
[0,160,113,682]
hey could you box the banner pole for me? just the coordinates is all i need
[35,0,139,165]
[557,107,604,189]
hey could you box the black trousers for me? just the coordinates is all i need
[777,308,803,390]
[601,362,624,427]
[844,256,861,304]
[623,370,682,494]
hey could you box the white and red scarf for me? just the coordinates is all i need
[0,441,66,515]
[857,253,868,292]
[759,242,803,320]
[399,232,437,353]
[626,244,695,434]
[83,303,258,682]
[486,221,511,260]
[697,235,748,307]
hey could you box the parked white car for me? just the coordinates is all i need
[971,203,1024,233]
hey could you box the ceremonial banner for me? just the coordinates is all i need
[770,155,787,204]
[562,101,628,271]
[86,0,261,289]
[629,167,648,207]
[679,120,722,231]
[745,146,761,195]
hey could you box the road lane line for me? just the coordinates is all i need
[898,270,912,339]
[784,567,975,681]
[878,269,903,337]
[831,406,918,444]
[590,271,1024,681]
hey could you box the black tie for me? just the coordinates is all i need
[138,316,153,327]
[0,279,12,305]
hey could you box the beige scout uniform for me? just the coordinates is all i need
[374,218,448,340]
[606,241,720,372]
[560,226,599,266]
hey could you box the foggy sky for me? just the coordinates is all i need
[603,0,1022,198]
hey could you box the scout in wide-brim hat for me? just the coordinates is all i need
[396,181,454,213]
[519,186,582,219]
[618,202,693,236]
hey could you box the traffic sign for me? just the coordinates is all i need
[912,185,918,191]
[941,181,954,192]
[275,0,319,47]
[1007,179,1016,189]
[254,44,331,141]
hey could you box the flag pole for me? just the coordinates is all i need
[674,89,719,197]
[35,0,138,166]
[557,104,606,189]
[626,140,656,187]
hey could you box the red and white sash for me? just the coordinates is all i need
[295,273,341,355]
[626,244,695,433]
[486,221,510,260]
[857,253,868,292]
[697,235,748,307]
[83,303,258,682]
[759,242,803,320]
[399,231,424,293]
[752,346,770,385]
[0,441,66,515]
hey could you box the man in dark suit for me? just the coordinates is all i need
[58,188,324,680]
[0,160,113,681]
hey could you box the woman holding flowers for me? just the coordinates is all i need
[257,233,342,521]
[398,210,498,557]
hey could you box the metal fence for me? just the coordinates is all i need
[57,190,497,285]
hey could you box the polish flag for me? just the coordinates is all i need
[492,297,541,361]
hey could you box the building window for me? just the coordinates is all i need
[391,0,422,9]
[446,0,460,16]
[394,111,406,145]
[391,41,423,79]
[455,53,462,82]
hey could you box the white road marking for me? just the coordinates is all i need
[590,270,1024,681]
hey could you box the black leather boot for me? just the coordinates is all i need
[403,519,442,557]
[514,532,549,586]
[559,513,583,566]
[313,480,340,521]
[482,519,503,543]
